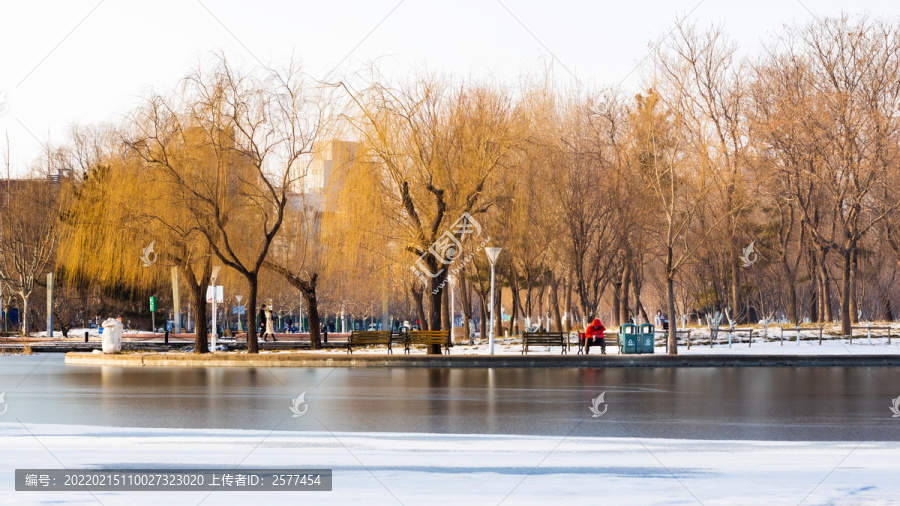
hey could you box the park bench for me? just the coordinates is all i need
[580,335,617,354]
[405,330,451,355]
[391,329,409,348]
[347,330,393,354]
[522,331,568,354]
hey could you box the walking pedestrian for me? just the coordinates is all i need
[258,305,266,337]
[264,307,277,342]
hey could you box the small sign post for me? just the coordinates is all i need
[149,296,157,332]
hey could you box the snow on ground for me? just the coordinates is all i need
[0,423,898,505]
[17,324,900,356]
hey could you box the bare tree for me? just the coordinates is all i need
[129,54,324,353]
[0,140,62,336]
[753,15,900,336]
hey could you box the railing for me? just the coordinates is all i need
[779,326,825,346]
[849,325,894,345]
[654,329,693,351]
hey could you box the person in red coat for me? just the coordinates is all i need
[584,318,606,354]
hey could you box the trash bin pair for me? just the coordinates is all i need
[619,323,655,354]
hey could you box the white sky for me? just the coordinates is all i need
[1,0,898,176]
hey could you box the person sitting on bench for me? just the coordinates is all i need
[585,318,606,354]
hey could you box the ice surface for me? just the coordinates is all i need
[1,423,898,505]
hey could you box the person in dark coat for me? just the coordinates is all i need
[584,318,606,354]
[258,305,267,337]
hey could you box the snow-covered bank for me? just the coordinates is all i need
[1,423,898,505]
[15,324,900,357]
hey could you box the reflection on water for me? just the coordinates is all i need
[1,355,898,441]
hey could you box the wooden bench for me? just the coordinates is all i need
[567,332,617,354]
[391,329,409,348]
[347,330,393,354]
[522,332,567,354]
[405,331,451,354]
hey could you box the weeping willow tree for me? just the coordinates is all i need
[57,126,217,353]
[338,72,522,352]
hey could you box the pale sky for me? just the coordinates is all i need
[1,0,898,175]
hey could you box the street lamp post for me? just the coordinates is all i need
[484,247,502,355]
[449,274,455,345]
[210,266,221,352]
[235,294,243,332]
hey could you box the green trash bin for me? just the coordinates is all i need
[639,323,656,354]
[619,323,639,354]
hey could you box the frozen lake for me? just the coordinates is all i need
[1,355,898,441]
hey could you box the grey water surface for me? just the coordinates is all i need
[1,355,898,440]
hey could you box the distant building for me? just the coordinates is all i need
[298,139,357,214]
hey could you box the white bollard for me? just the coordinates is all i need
[101,318,123,353]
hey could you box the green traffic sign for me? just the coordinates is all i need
[149,296,157,312]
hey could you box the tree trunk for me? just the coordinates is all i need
[441,285,451,345]
[427,277,443,354]
[636,299,649,325]
[493,279,503,339]
[478,290,488,341]
[783,256,799,324]
[809,257,819,323]
[513,272,525,334]
[840,249,852,337]
[510,279,519,335]
[667,275,678,355]
[621,262,631,324]
[564,274,572,332]
[459,276,473,345]
[246,275,259,353]
[820,248,833,322]
[808,249,820,322]
[849,248,859,323]
[190,282,209,353]
[302,288,321,350]
[632,267,648,324]
[20,293,29,337]
[731,246,741,323]
[612,281,622,327]
[880,290,894,322]
[524,281,532,323]
[412,284,427,332]
[550,278,562,332]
